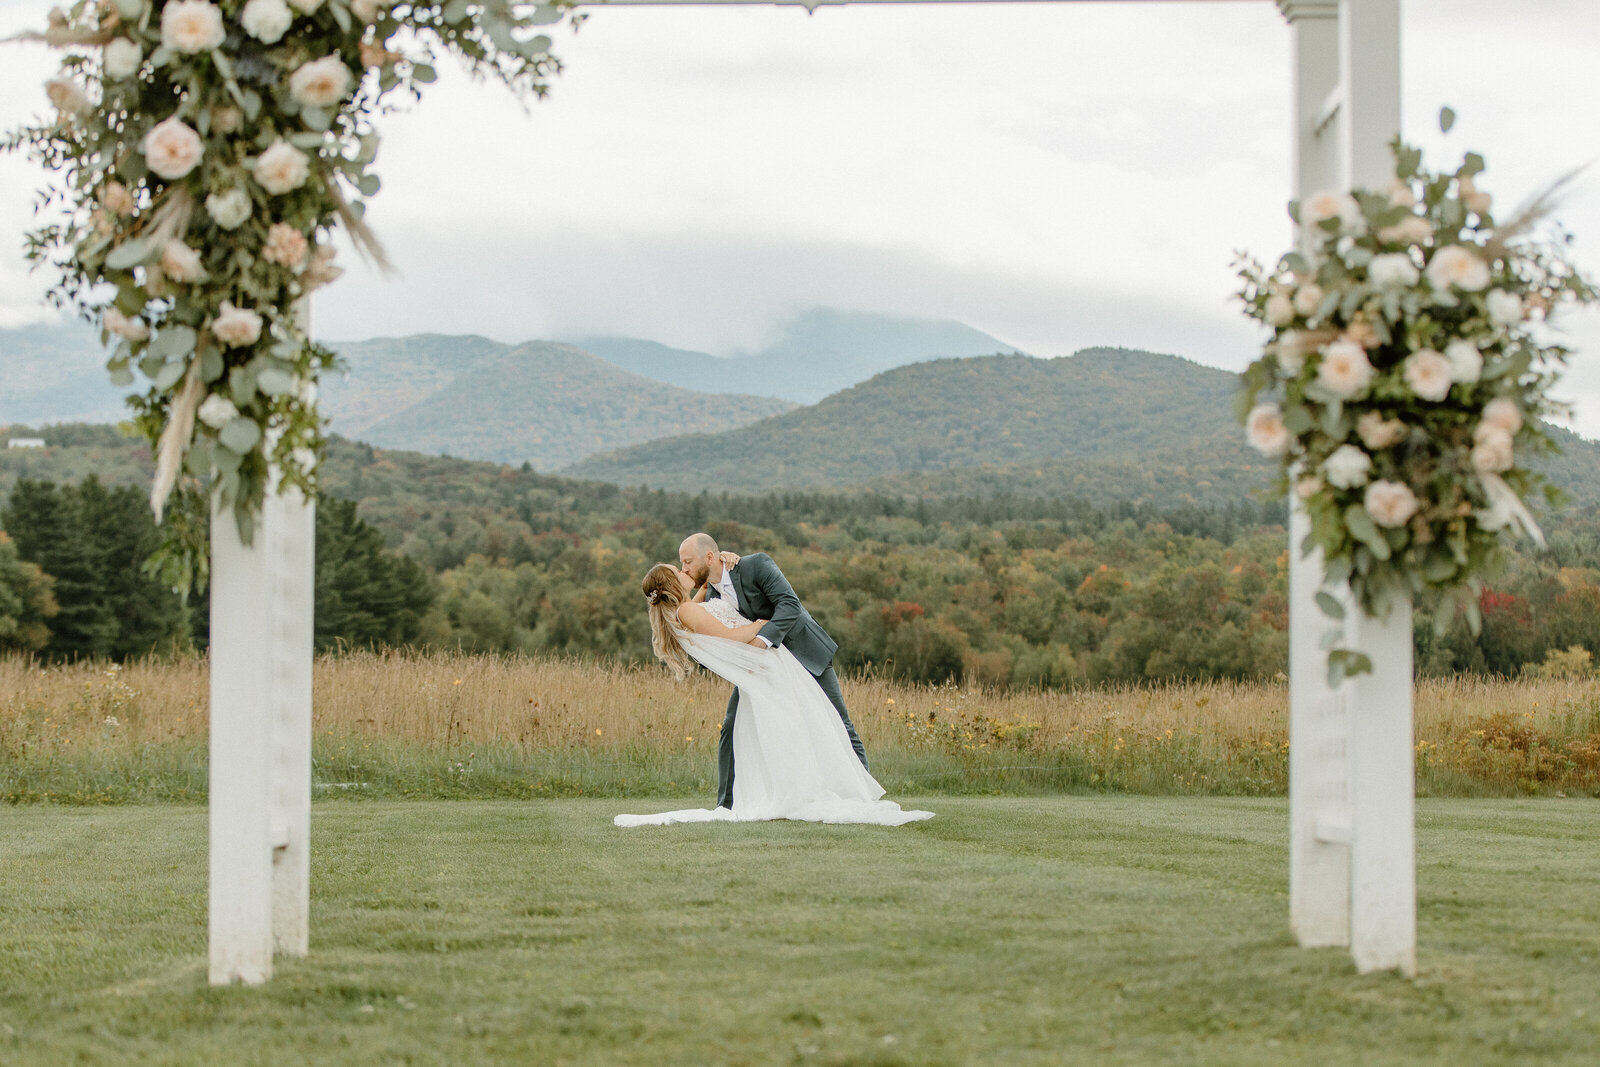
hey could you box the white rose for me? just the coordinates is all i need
[288,55,352,109]
[1292,283,1324,317]
[1356,411,1407,451]
[1315,340,1375,399]
[1245,404,1291,458]
[1425,245,1491,293]
[1265,293,1295,327]
[45,77,92,116]
[1302,190,1363,233]
[291,446,318,471]
[212,301,264,348]
[1471,424,1514,473]
[1368,252,1420,290]
[254,140,311,196]
[294,377,318,405]
[240,0,293,43]
[1387,179,1416,209]
[161,240,205,283]
[1403,349,1452,402]
[1365,480,1419,529]
[1482,397,1523,435]
[160,0,226,54]
[1486,289,1523,328]
[205,187,252,230]
[288,0,325,12]
[198,393,240,430]
[103,307,149,342]
[1378,215,1433,247]
[103,38,142,80]
[142,116,204,181]
[1323,445,1372,490]
[1444,340,1483,384]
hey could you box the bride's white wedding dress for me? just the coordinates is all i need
[615,597,934,828]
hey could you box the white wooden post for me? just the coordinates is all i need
[1335,0,1411,978]
[1279,0,1350,951]
[209,296,316,984]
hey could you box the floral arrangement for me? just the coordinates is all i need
[5,0,572,548]
[1236,109,1595,681]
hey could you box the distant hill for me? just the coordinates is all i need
[0,322,129,426]
[573,307,1023,404]
[316,336,795,469]
[566,348,1250,492]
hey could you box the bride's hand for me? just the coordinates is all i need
[719,550,741,568]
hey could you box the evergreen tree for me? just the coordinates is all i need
[0,479,115,659]
[0,532,58,652]
[315,497,436,650]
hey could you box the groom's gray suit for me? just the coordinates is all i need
[706,552,868,809]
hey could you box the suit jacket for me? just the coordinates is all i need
[705,552,838,678]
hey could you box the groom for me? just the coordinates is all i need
[679,532,869,809]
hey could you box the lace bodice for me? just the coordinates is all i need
[702,596,752,629]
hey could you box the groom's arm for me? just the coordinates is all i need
[747,554,803,649]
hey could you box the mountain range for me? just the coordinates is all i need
[572,307,1021,404]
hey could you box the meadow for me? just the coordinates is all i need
[4,650,1600,804]
[2,797,1598,1065]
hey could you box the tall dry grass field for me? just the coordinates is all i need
[4,650,1600,802]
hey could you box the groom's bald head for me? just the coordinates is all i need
[679,532,720,585]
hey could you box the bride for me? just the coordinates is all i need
[615,563,934,827]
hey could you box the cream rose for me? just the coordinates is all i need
[254,141,311,196]
[288,55,352,109]
[1302,190,1362,233]
[1356,411,1407,451]
[1365,480,1419,529]
[1486,289,1523,328]
[1315,340,1375,399]
[103,307,149,342]
[1323,445,1372,490]
[142,116,204,181]
[1246,404,1291,457]
[45,78,92,116]
[1471,424,1514,473]
[101,180,135,216]
[1482,397,1523,435]
[205,187,252,230]
[262,222,309,270]
[1295,475,1324,501]
[1426,245,1491,292]
[160,0,225,54]
[1387,178,1416,209]
[1265,292,1294,327]
[1378,215,1433,247]
[161,240,205,283]
[1403,349,1452,402]
[1292,283,1324,317]
[212,301,264,348]
[1368,252,1419,290]
[240,0,292,43]
[1444,340,1483,384]
[103,38,142,80]
[198,394,240,429]
[351,0,381,22]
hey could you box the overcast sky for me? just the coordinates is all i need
[3,0,1598,432]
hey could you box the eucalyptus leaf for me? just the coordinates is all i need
[1439,106,1456,134]
[229,366,258,405]
[527,4,565,24]
[256,367,296,396]
[301,106,332,132]
[104,238,153,271]
[240,89,262,122]
[356,173,381,197]
[1315,591,1345,620]
[153,360,188,390]
[290,132,325,150]
[329,0,351,33]
[1343,505,1391,561]
[113,0,142,18]
[441,0,469,23]
[109,364,135,387]
[219,417,262,454]
[200,347,224,383]
[139,353,165,379]
[149,325,198,361]
[412,63,437,84]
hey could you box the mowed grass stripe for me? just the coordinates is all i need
[2,797,1598,1065]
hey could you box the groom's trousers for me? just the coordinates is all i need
[716,663,868,810]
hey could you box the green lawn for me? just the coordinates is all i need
[2,797,1597,1065]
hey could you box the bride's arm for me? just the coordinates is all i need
[677,603,771,645]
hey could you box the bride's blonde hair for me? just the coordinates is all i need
[641,563,694,679]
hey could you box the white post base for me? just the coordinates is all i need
[208,474,315,984]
